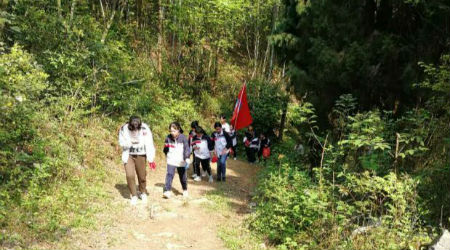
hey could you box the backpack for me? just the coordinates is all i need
[262,147,271,159]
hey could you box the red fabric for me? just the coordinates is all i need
[230,83,253,130]
[262,147,271,159]
[148,162,156,171]
[211,155,218,163]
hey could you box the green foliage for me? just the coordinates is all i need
[274,0,450,123]
[247,79,287,134]
[250,162,431,250]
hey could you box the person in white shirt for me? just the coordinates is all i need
[162,122,191,198]
[220,114,231,133]
[118,116,156,205]
[191,126,214,182]
[211,122,232,181]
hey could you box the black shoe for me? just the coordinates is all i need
[216,177,222,182]
[221,177,226,182]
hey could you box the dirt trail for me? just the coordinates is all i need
[75,158,259,250]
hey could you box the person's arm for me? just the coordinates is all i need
[224,132,232,149]
[183,135,191,161]
[163,137,170,155]
[206,135,214,151]
[118,124,132,148]
[143,125,156,162]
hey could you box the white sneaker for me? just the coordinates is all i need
[191,174,197,179]
[194,176,201,182]
[201,170,207,177]
[130,196,138,206]
[140,193,148,204]
[234,157,237,160]
[209,175,213,183]
[183,190,189,198]
[163,191,172,199]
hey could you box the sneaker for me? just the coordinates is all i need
[130,196,138,206]
[194,176,201,182]
[191,174,198,179]
[222,177,226,182]
[234,157,237,160]
[163,191,172,199]
[140,193,148,204]
[201,171,207,177]
[183,190,189,198]
[209,175,213,183]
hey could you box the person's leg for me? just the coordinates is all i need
[246,147,251,162]
[194,156,201,177]
[192,154,198,177]
[135,155,147,194]
[219,154,228,181]
[248,148,255,163]
[176,167,188,191]
[200,158,211,176]
[232,145,237,158]
[124,156,137,197]
[216,158,222,181]
[164,164,176,191]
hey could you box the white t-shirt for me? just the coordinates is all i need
[222,123,231,133]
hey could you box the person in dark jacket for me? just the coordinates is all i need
[258,132,271,162]
[211,122,232,181]
[189,120,199,179]
[229,124,238,160]
[243,125,258,163]
[163,122,191,198]
[191,126,214,182]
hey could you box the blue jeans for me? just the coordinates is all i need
[217,154,228,180]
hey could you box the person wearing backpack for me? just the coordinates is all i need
[191,126,214,183]
[163,122,191,198]
[118,116,156,206]
[211,122,232,182]
[258,132,271,162]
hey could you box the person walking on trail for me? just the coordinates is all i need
[189,121,199,179]
[118,116,156,206]
[163,122,191,199]
[211,122,232,182]
[243,125,258,163]
[229,124,238,160]
[191,126,214,183]
[258,132,271,162]
[220,114,231,133]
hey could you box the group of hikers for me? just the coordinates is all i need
[118,115,271,205]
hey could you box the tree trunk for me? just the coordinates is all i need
[268,3,278,79]
[70,0,77,22]
[157,0,164,73]
[57,0,62,19]
[136,0,142,28]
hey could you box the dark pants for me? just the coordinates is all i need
[124,155,147,197]
[246,147,257,163]
[217,154,228,181]
[164,164,187,191]
[194,157,211,176]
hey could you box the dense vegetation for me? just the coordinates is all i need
[0,0,448,249]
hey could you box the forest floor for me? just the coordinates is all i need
[48,156,263,250]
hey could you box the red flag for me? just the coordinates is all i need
[230,83,253,130]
